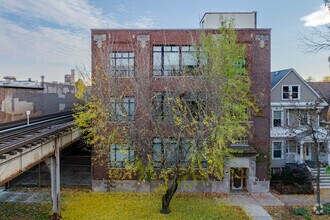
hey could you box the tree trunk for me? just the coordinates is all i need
[160,175,179,214]
[316,144,321,211]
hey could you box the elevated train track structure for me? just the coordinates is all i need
[0,112,80,185]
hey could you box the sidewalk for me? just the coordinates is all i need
[0,190,50,203]
[216,193,283,220]
[273,189,330,206]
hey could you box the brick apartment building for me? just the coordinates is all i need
[91,12,271,193]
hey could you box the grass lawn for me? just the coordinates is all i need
[61,191,250,220]
[264,206,330,220]
[0,190,250,220]
[0,202,51,220]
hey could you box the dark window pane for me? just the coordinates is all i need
[273,150,282,158]
[273,119,281,127]
[292,86,299,99]
[282,86,289,99]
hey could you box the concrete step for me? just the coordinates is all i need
[312,177,330,180]
[311,173,330,177]
[313,183,330,187]
[314,185,330,189]
[321,181,330,184]
[310,170,328,173]
[310,168,326,171]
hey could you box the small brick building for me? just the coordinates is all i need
[91,12,271,193]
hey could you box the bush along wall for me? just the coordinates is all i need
[271,163,314,194]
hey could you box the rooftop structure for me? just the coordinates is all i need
[200,12,257,29]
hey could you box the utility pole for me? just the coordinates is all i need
[26,110,30,125]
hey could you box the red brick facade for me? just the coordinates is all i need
[91,29,271,185]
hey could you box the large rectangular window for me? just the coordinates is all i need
[153,46,198,76]
[110,52,134,77]
[180,93,205,120]
[273,110,282,127]
[152,138,195,168]
[286,140,297,153]
[152,93,171,121]
[272,142,282,159]
[110,97,135,120]
[110,144,134,168]
[282,85,300,100]
[182,46,198,74]
[152,92,205,121]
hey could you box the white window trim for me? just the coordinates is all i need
[298,110,311,127]
[286,140,298,154]
[272,141,284,160]
[286,109,290,126]
[231,137,249,146]
[272,109,284,128]
[281,85,300,101]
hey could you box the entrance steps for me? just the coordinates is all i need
[309,167,330,189]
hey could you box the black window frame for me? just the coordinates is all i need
[152,45,199,76]
[110,96,135,121]
[109,144,135,168]
[110,52,135,77]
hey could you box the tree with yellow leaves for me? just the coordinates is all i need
[74,22,256,214]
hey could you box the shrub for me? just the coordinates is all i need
[326,166,330,174]
[324,203,330,214]
[291,207,312,220]
[271,163,314,194]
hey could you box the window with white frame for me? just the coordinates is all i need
[272,167,282,175]
[286,110,290,126]
[298,110,310,126]
[282,85,299,100]
[110,52,134,77]
[273,110,282,127]
[110,97,135,120]
[272,142,283,159]
[109,144,134,168]
[286,140,297,153]
[231,137,249,146]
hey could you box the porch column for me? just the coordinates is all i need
[328,141,330,166]
[299,141,304,164]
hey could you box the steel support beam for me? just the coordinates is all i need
[51,137,61,220]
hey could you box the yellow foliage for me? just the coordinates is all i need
[322,76,330,82]
[61,191,250,220]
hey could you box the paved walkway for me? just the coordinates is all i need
[0,190,50,203]
[216,193,284,220]
[273,189,330,206]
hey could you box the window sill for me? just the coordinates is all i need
[230,144,249,147]
[272,158,283,160]
[110,76,134,78]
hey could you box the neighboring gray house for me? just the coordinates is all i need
[270,68,329,173]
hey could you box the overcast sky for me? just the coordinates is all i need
[0,0,329,83]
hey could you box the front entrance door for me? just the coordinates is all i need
[303,143,311,161]
[230,168,247,191]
